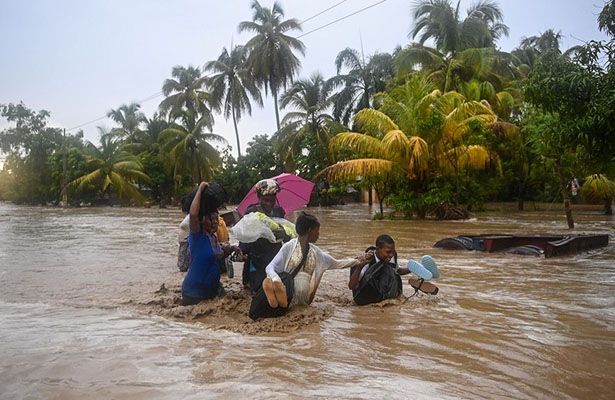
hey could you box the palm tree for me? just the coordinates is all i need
[68,128,151,204]
[204,45,263,158]
[395,44,519,94]
[519,29,562,54]
[321,89,511,211]
[276,72,342,170]
[121,112,169,155]
[326,48,393,125]
[159,65,214,125]
[410,0,509,56]
[580,174,615,215]
[320,109,429,214]
[238,0,305,132]
[158,109,226,185]
[106,102,145,142]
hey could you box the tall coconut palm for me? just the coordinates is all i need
[326,48,393,125]
[68,128,151,204]
[158,109,226,185]
[204,45,263,158]
[238,0,305,132]
[395,44,518,94]
[410,0,509,56]
[107,102,145,142]
[121,112,169,155]
[276,72,342,169]
[159,65,214,125]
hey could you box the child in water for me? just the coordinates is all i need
[348,235,439,305]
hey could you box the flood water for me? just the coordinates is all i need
[1,202,614,399]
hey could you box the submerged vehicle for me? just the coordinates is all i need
[434,234,610,257]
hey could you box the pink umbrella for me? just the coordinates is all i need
[236,173,315,217]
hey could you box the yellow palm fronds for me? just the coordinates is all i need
[318,159,395,183]
[329,132,387,159]
[438,145,491,173]
[580,174,615,202]
[353,109,399,136]
[488,121,521,140]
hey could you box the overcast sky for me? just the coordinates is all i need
[0,0,610,157]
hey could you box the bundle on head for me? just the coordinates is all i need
[183,183,228,217]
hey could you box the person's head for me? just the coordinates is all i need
[296,212,320,243]
[375,234,395,263]
[199,208,218,234]
[254,179,280,214]
[209,210,219,233]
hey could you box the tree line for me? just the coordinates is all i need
[1,0,614,228]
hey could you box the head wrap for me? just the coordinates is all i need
[254,179,280,196]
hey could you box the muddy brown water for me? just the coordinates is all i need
[0,202,614,399]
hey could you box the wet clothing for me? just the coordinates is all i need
[177,215,191,272]
[181,229,220,303]
[350,254,402,305]
[266,239,360,306]
[240,203,287,291]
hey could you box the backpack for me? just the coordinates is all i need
[351,248,402,305]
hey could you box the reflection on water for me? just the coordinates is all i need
[0,202,614,399]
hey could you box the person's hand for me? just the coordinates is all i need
[198,182,209,192]
[357,250,374,264]
[273,228,290,242]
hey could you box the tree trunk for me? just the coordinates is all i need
[517,180,525,211]
[555,160,574,229]
[272,84,281,133]
[368,186,373,206]
[374,185,384,214]
[232,106,241,158]
[605,198,613,215]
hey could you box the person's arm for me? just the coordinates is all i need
[348,265,363,290]
[220,242,241,258]
[265,241,292,282]
[189,182,208,233]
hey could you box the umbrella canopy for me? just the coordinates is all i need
[237,173,315,217]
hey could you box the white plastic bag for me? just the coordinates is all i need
[229,213,276,243]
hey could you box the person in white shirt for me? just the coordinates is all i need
[249,213,371,319]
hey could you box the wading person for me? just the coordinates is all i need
[239,179,291,291]
[181,182,239,306]
[249,213,371,320]
[348,235,439,305]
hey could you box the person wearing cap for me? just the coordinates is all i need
[239,178,291,292]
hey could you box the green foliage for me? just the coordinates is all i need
[238,0,305,131]
[214,135,284,203]
[387,180,454,219]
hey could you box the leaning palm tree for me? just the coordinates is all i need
[158,109,226,185]
[204,45,263,158]
[159,65,214,125]
[68,128,151,204]
[410,0,509,56]
[326,48,393,125]
[238,0,305,132]
[276,72,343,169]
[107,102,145,142]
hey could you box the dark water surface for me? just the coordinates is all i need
[1,202,614,399]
